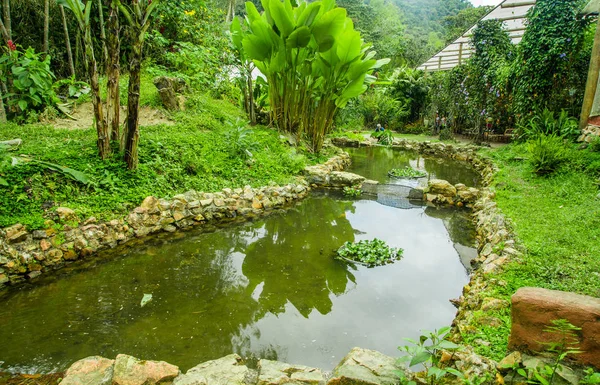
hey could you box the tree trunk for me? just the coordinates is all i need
[60,5,75,77]
[580,19,600,130]
[124,40,142,170]
[0,86,7,123]
[3,0,10,40]
[247,65,256,124]
[83,30,110,159]
[97,0,108,67]
[43,0,50,55]
[106,2,120,144]
[226,0,235,22]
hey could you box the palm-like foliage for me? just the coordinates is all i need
[232,0,389,152]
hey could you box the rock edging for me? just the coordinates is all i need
[0,152,350,289]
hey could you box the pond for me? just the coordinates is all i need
[0,148,478,374]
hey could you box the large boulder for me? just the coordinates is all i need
[257,359,325,385]
[327,348,400,385]
[427,179,457,198]
[61,356,115,385]
[508,287,600,369]
[112,354,180,385]
[328,171,365,187]
[172,354,253,385]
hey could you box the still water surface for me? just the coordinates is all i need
[0,149,478,374]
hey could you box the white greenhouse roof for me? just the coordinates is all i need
[417,0,536,72]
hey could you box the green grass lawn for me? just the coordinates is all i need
[461,143,600,360]
[0,93,313,229]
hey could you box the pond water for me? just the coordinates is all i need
[0,149,478,374]
[345,146,481,187]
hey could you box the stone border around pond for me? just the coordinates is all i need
[0,138,523,381]
[0,151,356,289]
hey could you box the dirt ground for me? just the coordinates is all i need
[51,103,174,130]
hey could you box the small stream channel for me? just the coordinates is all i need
[0,147,480,374]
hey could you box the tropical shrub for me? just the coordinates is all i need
[371,129,394,145]
[232,0,389,153]
[400,122,428,135]
[527,134,567,175]
[387,66,429,125]
[358,90,405,130]
[0,46,57,120]
[439,128,454,141]
[516,109,579,142]
[336,238,402,267]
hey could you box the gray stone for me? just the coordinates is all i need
[61,356,115,385]
[427,179,457,197]
[257,359,325,385]
[32,230,48,239]
[329,171,365,187]
[327,348,400,385]
[112,354,179,385]
[56,207,77,221]
[173,354,252,385]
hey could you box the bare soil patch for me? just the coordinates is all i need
[52,103,174,130]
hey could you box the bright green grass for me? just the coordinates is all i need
[462,143,600,360]
[0,94,308,229]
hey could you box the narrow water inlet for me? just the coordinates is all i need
[0,148,479,374]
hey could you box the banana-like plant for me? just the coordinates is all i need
[232,0,389,152]
[58,0,111,160]
[114,0,159,170]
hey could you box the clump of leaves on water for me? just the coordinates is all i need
[336,239,402,267]
[343,186,362,197]
[371,130,394,145]
[388,167,427,179]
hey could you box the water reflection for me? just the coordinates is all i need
[0,195,474,373]
[345,146,480,187]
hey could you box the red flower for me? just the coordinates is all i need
[7,40,16,51]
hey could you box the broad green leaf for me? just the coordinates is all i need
[312,8,346,49]
[408,350,432,367]
[245,2,262,24]
[17,100,27,111]
[0,177,7,187]
[297,2,321,27]
[243,35,272,61]
[261,0,274,25]
[427,366,446,379]
[336,29,362,64]
[348,59,376,80]
[317,35,335,52]
[287,26,311,48]
[373,58,390,70]
[230,17,244,50]
[35,160,92,184]
[270,0,295,37]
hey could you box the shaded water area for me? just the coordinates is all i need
[345,146,481,187]
[0,149,478,374]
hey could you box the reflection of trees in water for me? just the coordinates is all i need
[0,197,361,371]
[423,158,480,187]
[241,196,358,319]
[423,206,476,248]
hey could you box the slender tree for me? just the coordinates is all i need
[60,4,76,77]
[43,0,50,55]
[116,0,159,170]
[3,0,10,40]
[106,0,120,143]
[97,0,108,66]
[226,0,235,22]
[59,0,111,159]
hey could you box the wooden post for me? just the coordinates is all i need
[438,56,442,70]
[60,5,76,77]
[43,0,49,54]
[458,43,463,66]
[580,17,600,130]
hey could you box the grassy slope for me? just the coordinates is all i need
[0,92,313,229]
[461,143,600,360]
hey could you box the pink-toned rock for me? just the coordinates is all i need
[112,354,179,385]
[61,356,115,385]
[509,287,600,369]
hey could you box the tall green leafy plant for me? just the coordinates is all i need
[233,0,389,152]
[58,0,111,160]
[116,0,160,170]
[0,46,57,119]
